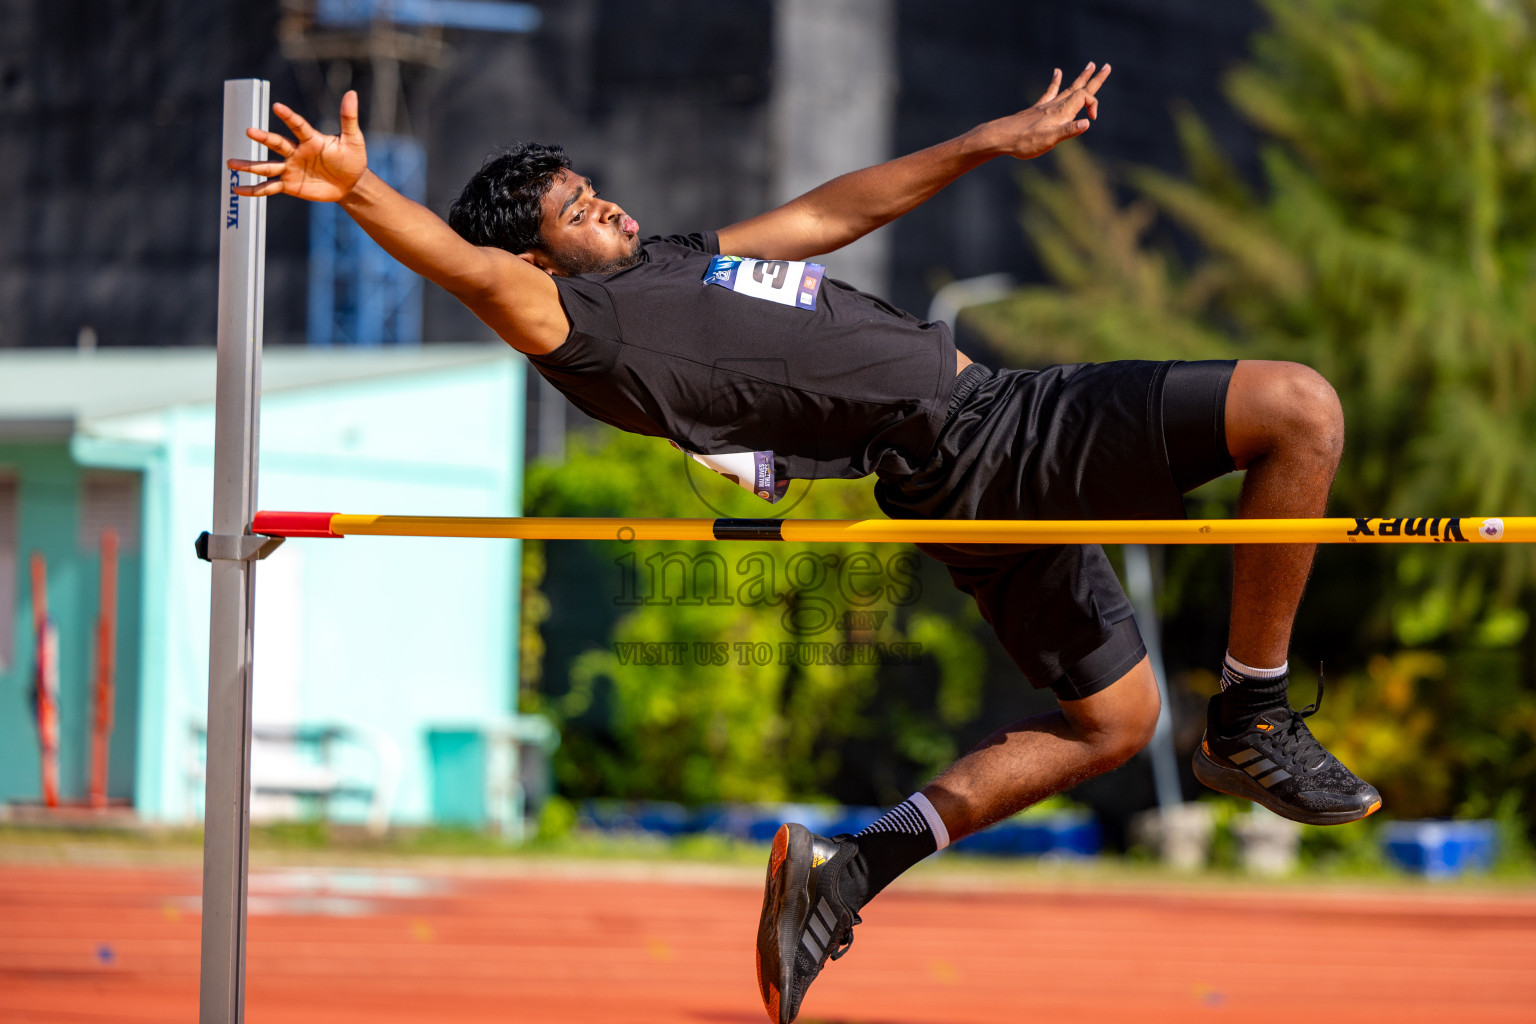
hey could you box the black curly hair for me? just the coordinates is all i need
[448,143,571,253]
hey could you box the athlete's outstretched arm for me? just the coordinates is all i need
[228,91,568,355]
[718,62,1111,262]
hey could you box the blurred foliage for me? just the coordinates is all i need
[1296,814,1394,877]
[522,427,984,806]
[534,794,578,841]
[970,0,1536,827]
[1304,654,1536,822]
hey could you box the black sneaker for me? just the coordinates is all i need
[756,823,862,1024]
[1193,676,1382,826]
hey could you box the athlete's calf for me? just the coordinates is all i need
[924,656,1161,840]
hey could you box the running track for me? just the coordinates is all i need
[2,862,1534,1023]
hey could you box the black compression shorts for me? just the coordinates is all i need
[873,359,1237,701]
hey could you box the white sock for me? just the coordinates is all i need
[1221,651,1287,689]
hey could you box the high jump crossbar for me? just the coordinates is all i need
[252,511,1534,545]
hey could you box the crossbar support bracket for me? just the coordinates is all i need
[195,532,285,564]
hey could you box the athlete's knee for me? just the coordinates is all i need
[1278,362,1344,460]
[1061,659,1160,771]
[1230,360,1344,465]
[1091,697,1159,770]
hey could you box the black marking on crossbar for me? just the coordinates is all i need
[712,518,784,541]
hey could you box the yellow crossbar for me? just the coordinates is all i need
[251,511,1533,545]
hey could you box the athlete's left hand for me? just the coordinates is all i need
[981,62,1112,160]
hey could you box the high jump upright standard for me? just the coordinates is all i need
[199,78,278,1024]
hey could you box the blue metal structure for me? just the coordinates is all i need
[308,133,427,347]
[316,0,541,33]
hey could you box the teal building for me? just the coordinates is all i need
[0,345,537,828]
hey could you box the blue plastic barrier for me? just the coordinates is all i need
[951,812,1102,858]
[580,801,868,841]
[579,800,697,836]
[701,803,854,842]
[1382,819,1497,878]
[576,800,1103,859]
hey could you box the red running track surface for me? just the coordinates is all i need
[2,862,1535,1023]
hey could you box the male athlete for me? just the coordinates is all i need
[233,62,1380,1024]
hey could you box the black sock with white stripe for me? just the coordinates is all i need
[1216,652,1289,732]
[840,793,949,909]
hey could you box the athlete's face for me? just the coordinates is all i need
[524,168,642,276]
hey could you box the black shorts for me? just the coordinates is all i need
[873,359,1236,701]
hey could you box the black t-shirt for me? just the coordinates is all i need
[530,231,957,489]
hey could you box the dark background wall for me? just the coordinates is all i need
[0,1,308,348]
[0,0,1262,349]
[889,0,1264,321]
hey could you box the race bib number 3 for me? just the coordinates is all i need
[703,255,826,310]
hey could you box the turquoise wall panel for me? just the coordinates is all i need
[107,355,525,824]
[427,729,487,826]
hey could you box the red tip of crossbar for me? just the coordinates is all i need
[252,511,341,538]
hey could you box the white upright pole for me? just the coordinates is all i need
[200,78,269,1024]
[1124,544,1183,812]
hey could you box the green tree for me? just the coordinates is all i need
[971,0,1536,824]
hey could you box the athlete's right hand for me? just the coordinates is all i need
[228,90,367,202]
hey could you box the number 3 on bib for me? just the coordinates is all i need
[703,255,826,310]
